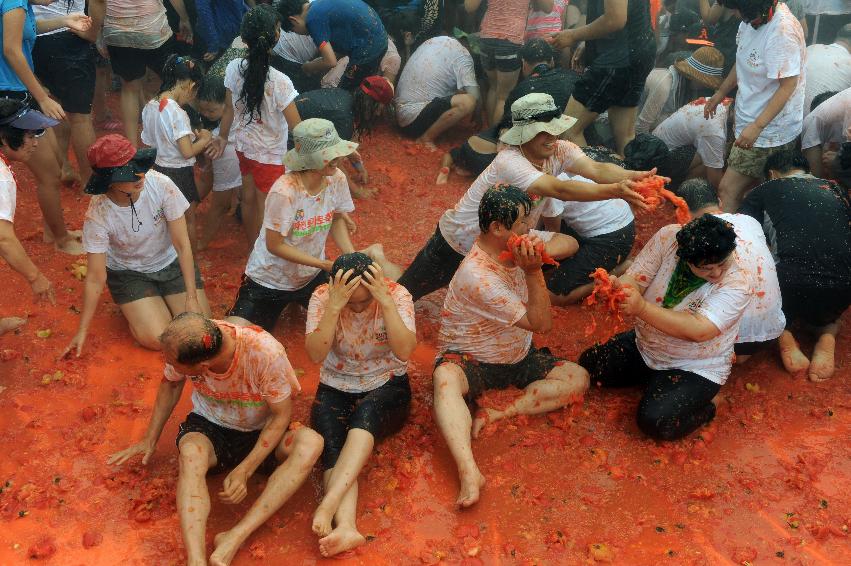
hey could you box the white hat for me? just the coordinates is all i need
[283,118,358,172]
[499,93,577,146]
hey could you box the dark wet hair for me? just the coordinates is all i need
[239,6,280,124]
[721,0,776,22]
[157,55,205,97]
[810,91,837,112]
[275,0,308,32]
[352,87,381,139]
[520,38,554,64]
[478,185,532,233]
[624,134,670,171]
[161,312,224,365]
[331,252,374,283]
[763,149,810,178]
[676,214,737,266]
[678,178,718,212]
[0,98,28,151]
[198,77,226,103]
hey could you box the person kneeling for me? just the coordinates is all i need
[579,215,750,440]
[305,252,417,556]
[433,186,589,508]
[109,313,323,566]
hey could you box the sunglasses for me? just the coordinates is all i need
[25,129,45,139]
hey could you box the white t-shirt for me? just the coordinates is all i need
[714,213,785,344]
[803,43,851,117]
[274,30,318,63]
[140,99,195,168]
[306,281,416,393]
[541,174,634,238]
[395,36,478,127]
[0,158,16,223]
[653,99,729,169]
[439,141,586,255]
[82,171,189,272]
[103,0,172,50]
[438,242,532,364]
[801,87,851,149]
[33,0,85,36]
[164,322,297,432]
[224,58,299,165]
[245,170,355,291]
[626,224,751,385]
[734,4,806,148]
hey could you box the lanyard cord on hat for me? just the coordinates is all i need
[121,192,143,233]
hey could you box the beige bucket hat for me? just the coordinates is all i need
[499,93,577,146]
[283,118,359,172]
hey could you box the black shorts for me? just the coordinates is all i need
[32,31,96,114]
[106,258,204,304]
[449,140,497,176]
[400,96,453,139]
[779,282,851,328]
[269,54,321,93]
[337,47,386,91]
[479,37,521,72]
[107,38,176,82]
[153,164,200,204]
[734,339,775,356]
[436,346,563,400]
[227,270,330,332]
[311,374,411,468]
[548,221,635,295]
[573,56,653,113]
[176,412,279,475]
[396,226,465,302]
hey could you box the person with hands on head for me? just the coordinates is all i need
[62,134,210,357]
[305,253,416,557]
[579,214,751,440]
[703,0,806,212]
[433,186,590,509]
[0,98,57,334]
[398,93,655,303]
[107,313,324,566]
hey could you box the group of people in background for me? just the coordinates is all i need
[1,0,849,564]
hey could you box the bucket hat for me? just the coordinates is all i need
[84,134,156,195]
[674,46,724,90]
[283,118,358,172]
[499,93,577,146]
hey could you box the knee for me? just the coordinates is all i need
[454,94,476,115]
[636,403,681,441]
[551,362,590,393]
[433,366,463,398]
[132,328,164,351]
[178,435,212,472]
[291,427,324,464]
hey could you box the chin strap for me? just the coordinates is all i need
[122,192,143,233]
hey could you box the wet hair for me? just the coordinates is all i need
[160,313,224,365]
[239,6,280,124]
[330,252,374,283]
[352,87,381,139]
[478,185,532,233]
[520,38,555,64]
[763,149,810,178]
[0,98,28,151]
[275,0,308,32]
[198,77,226,104]
[810,91,837,112]
[157,55,205,97]
[624,134,670,171]
[724,0,777,22]
[677,178,718,212]
[676,214,737,266]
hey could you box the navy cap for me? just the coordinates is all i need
[0,106,59,130]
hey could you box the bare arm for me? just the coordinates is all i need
[266,228,334,271]
[464,0,482,14]
[329,213,355,254]
[514,270,552,333]
[78,0,104,43]
[699,0,726,25]
[283,100,301,129]
[0,219,41,284]
[206,90,235,160]
[166,215,201,313]
[735,75,799,147]
[566,0,627,43]
[618,278,720,342]
[3,9,63,119]
[62,253,108,357]
[570,154,647,183]
[529,173,649,210]
[533,0,555,13]
[303,42,337,75]
[176,130,212,159]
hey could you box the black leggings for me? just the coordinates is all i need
[396,226,464,302]
[578,331,721,440]
[310,374,411,468]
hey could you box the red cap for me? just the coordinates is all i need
[87,134,137,169]
[360,76,394,105]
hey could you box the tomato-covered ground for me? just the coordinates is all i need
[1,117,849,565]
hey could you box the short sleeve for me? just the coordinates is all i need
[636,69,673,134]
[163,101,193,143]
[306,11,331,47]
[305,284,330,334]
[273,70,299,112]
[695,134,726,169]
[454,51,478,90]
[764,23,803,79]
[163,364,186,382]
[160,176,191,221]
[1,0,26,17]
[627,224,678,287]
[551,140,585,175]
[262,180,297,236]
[0,175,15,223]
[253,334,298,402]
[140,103,155,148]
[539,196,565,218]
[695,276,751,333]
[223,58,240,92]
[82,203,111,254]
[496,150,545,191]
[390,283,416,333]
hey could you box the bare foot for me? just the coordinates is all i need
[779,331,810,375]
[350,184,377,199]
[808,335,835,382]
[0,317,26,335]
[611,257,634,276]
[360,243,386,262]
[318,525,366,557]
[60,165,81,185]
[312,504,335,538]
[471,407,500,439]
[436,166,450,185]
[54,234,84,255]
[210,531,244,566]
[42,227,81,244]
[415,138,438,151]
[456,469,486,508]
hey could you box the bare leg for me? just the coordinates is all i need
[718,167,758,213]
[472,362,589,436]
[0,316,26,335]
[209,428,324,566]
[118,296,175,350]
[54,121,80,184]
[163,289,213,318]
[67,112,96,186]
[119,78,145,146]
[239,174,260,244]
[491,70,521,127]
[436,152,453,185]
[418,93,477,148]
[360,243,404,281]
[563,96,599,148]
[312,428,374,537]
[433,363,485,508]
[224,315,255,327]
[199,189,234,251]
[778,329,811,375]
[186,202,198,253]
[544,234,578,260]
[483,70,497,127]
[318,477,366,557]
[177,433,217,566]
[809,322,839,382]
[607,105,639,157]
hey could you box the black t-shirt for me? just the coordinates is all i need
[290,88,355,149]
[626,0,656,64]
[738,176,851,287]
[499,68,580,130]
[710,14,739,75]
[586,0,655,68]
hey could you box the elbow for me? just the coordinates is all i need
[687,329,720,343]
[605,15,627,33]
[395,337,418,362]
[304,339,327,364]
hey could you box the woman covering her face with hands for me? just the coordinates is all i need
[305,252,417,558]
